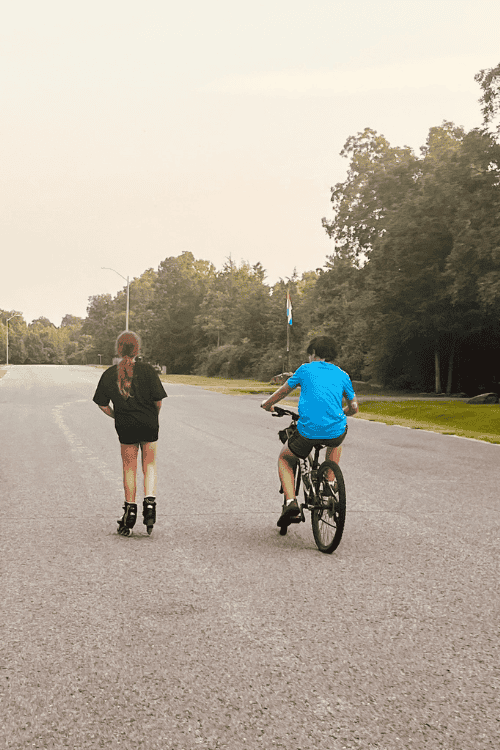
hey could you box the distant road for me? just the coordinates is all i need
[1,365,498,749]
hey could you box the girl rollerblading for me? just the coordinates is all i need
[93,331,167,536]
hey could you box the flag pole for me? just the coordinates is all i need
[286,316,290,372]
[286,288,292,372]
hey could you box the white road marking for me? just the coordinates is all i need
[354,417,500,445]
[52,399,123,500]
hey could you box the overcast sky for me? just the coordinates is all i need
[2,0,499,325]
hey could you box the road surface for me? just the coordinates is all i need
[1,365,498,749]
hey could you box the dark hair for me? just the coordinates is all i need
[306,336,337,362]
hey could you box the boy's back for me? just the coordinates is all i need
[287,361,355,439]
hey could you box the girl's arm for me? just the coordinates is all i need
[98,405,115,419]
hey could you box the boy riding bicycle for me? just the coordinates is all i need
[261,336,358,529]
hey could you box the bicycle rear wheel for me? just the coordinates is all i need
[311,460,346,554]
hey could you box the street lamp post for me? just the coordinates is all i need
[6,313,21,365]
[102,267,130,331]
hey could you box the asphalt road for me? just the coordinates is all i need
[1,365,498,750]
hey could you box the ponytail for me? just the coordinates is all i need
[116,331,141,399]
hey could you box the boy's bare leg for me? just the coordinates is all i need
[325,445,343,482]
[278,444,298,501]
[141,441,157,497]
[121,444,139,503]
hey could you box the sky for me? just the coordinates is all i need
[1,0,500,326]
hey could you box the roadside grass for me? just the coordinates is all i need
[0,367,7,381]
[359,400,500,444]
[161,373,277,396]
[160,374,397,400]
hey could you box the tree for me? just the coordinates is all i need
[358,124,468,389]
[222,261,270,350]
[300,256,368,379]
[29,316,55,329]
[443,129,500,314]
[24,333,45,363]
[61,314,83,327]
[1,311,27,364]
[195,259,273,377]
[323,120,500,392]
[475,62,500,136]
[322,128,419,261]
[126,268,158,360]
[151,252,215,373]
[81,294,117,363]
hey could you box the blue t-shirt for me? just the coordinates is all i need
[287,361,355,439]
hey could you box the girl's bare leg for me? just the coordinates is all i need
[141,441,157,497]
[121,443,139,503]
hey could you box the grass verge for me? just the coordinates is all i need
[358,400,500,444]
[162,373,278,396]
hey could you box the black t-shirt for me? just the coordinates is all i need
[93,362,168,432]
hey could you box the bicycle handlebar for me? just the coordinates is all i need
[272,405,299,420]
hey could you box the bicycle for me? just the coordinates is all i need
[272,406,347,554]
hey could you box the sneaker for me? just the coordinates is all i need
[277,499,300,528]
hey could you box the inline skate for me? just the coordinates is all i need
[117,502,137,536]
[143,497,156,535]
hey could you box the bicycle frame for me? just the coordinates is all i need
[295,445,329,516]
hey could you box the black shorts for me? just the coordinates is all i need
[287,427,347,459]
[115,420,159,445]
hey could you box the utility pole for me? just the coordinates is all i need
[102,267,130,330]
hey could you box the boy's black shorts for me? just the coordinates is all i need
[287,427,347,459]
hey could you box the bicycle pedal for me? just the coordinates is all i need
[288,515,302,524]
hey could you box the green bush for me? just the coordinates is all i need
[195,342,256,378]
[254,347,290,382]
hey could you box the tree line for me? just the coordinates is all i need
[2,64,499,393]
[0,313,88,366]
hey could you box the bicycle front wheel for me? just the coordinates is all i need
[311,460,346,554]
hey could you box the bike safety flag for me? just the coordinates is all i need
[286,291,292,325]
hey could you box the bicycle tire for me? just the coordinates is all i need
[311,460,346,554]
